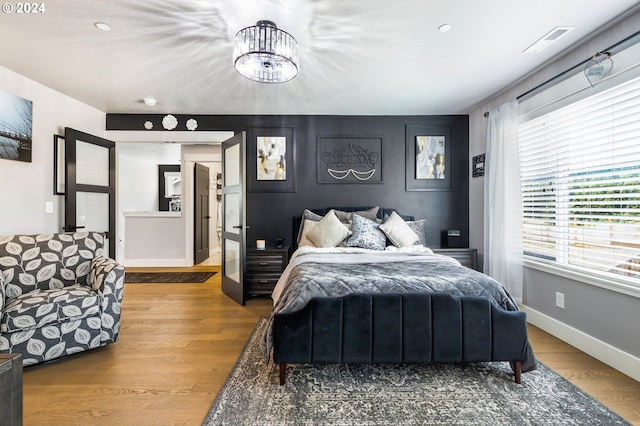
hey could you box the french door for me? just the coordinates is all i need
[221,132,246,304]
[63,127,116,256]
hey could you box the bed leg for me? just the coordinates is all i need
[514,361,522,384]
[279,364,286,385]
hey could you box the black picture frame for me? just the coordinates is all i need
[405,125,452,191]
[472,153,485,177]
[316,135,383,184]
[247,126,296,193]
[53,134,65,195]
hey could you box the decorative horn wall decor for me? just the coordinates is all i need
[317,136,382,184]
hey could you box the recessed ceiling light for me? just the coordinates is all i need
[95,22,111,32]
[523,26,574,53]
[143,97,157,106]
[438,24,453,33]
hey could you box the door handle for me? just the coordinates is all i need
[205,216,211,219]
[232,225,250,229]
[63,225,86,232]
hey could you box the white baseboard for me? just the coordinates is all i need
[124,258,188,267]
[521,304,640,382]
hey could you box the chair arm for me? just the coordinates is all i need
[89,256,125,344]
[0,272,5,321]
[88,256,125,297]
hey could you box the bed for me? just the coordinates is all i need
[264,207,535,385]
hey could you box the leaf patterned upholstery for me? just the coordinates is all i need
[0,232,125,365]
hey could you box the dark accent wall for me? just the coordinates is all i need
[106,114,469,249]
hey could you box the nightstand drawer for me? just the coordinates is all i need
[245,275,281,295]
[246,255,284,273]
[245,246,290,298]
[432,248,478,271]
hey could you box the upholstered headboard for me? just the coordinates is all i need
[292,207,415,251]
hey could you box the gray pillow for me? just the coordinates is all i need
[406,219,427,246]
[346,214,386,250]
[296,209,323,244]
[333,206,380,222]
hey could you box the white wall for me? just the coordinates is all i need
[198,160,222,254]
[468,10,640,380]
[182,144,222,265]
[117,143,181,262]
[0,65,105,236]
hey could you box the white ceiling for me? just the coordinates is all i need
[1,0,639,115]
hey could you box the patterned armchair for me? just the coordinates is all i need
[0,232,125,365]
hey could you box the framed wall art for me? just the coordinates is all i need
[0,90,33,163]
[317,136,382,184]
[247,126,296,192]
[405,125,452,191]
[472,153,485,177]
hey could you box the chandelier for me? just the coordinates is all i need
[233,20,299,83]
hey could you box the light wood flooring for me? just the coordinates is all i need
[21,265,640,425]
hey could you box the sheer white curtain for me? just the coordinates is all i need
[483,100,523,301]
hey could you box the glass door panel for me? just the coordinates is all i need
[76,141,110,186]
[221,132,246,305]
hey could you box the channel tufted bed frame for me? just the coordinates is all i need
[269,207,533,385]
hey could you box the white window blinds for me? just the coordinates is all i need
[518,75,640,285]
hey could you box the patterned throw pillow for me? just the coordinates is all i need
[346,214,387,250]
[406,219,427,246]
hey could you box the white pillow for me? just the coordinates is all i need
[298,220,319,247]
[308,210,352,247]
[379,211,419,247]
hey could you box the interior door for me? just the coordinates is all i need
[194,162,210,264]
[221,132,246,305]
[64,127,116,256]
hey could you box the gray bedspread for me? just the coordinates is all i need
[263,247,535,371]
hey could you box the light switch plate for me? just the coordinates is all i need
[45,201,54,213]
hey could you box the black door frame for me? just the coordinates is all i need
[64,127,116,256]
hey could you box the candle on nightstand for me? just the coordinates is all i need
[256,239,266,250]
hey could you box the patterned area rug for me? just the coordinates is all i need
[125,271,216,283]
[203,318,630,426]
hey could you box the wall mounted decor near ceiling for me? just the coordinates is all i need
[472,153,485,178]
[247,127,296,193]
[584,52,613,87]
[0,90,32,163]
[317,136,382,184]
[405,125,452,191]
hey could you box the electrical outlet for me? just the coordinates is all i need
[555,292,565,309]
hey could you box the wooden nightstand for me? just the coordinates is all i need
[245,246,290,297]
[432,248,478,271]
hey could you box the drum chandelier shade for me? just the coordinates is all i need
[233,20,299,83]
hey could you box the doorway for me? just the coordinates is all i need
[112,132,232,267]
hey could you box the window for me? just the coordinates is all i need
[519,76,640,286]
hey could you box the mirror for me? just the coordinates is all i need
[158,164,181,211]
[164,172,181,197]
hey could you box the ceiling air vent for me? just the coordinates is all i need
[523,26,574,53]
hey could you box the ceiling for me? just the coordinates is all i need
[1,0,639,116]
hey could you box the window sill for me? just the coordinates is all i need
[523,258,640,299]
